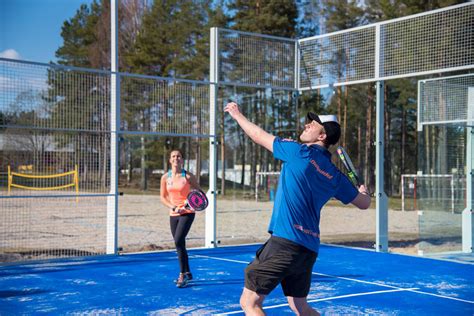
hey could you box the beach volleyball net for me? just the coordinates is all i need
[8,165,79,198]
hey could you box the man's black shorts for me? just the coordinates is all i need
[244,235,317,297]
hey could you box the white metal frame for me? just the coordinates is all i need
[463,87,474,253]
[417,73,474,132]
[108,0,119,254]
[207,28,219,248]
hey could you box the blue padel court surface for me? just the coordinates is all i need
[1,244,473,315]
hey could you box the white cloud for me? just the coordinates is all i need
[0,49,21,60]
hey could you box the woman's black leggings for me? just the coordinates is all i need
[170,213,195,273]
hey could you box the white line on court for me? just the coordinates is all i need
[216,288,420,315]
[315,272,474,304]
[192,254,249,265]
[406,289,474,304]
[194,255,418,291]
[193,254,474,305]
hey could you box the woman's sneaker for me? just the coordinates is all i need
[176,273,189,288]
[174,272,193,283]
[184,272,193,281]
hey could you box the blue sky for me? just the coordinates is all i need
[0,0,93,63]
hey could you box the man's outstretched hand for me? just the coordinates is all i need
[358,184,369,196]
[224,102,242,119]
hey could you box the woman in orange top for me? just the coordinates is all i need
[160,149,201,288]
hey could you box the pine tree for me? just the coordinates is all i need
[127,0,209,78]
[229,0,298,37]
[297,0,324,37]
[55,2,103,68]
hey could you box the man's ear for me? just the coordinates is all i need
[317,132,327,142]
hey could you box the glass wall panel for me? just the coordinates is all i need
[215,86,297,246]
[0,129,110,262]
[416,125,464,254]
[117,135,208,253]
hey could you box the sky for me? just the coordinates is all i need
[0,0,94,63]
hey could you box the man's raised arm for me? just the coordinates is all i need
[224,102,276,152]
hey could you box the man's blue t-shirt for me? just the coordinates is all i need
[269,137,359,253]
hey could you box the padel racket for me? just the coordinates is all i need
[336,146,362,187]
[184,189,208,211]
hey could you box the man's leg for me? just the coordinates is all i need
[240,287,266,316]
[286,296,320,316]
[281,249,318,316]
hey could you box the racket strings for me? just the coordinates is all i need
[187,190,208,211]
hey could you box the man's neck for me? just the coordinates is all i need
[304,140,327,148]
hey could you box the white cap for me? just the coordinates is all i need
[307,112,339,124]
[318,114,338,124]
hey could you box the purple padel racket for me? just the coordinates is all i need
[185,189,209,211]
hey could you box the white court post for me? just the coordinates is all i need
[206,27,218,248]
[463,87,474,253]
[375,23,388,252]
[107,0,119,254]
[375,80,388,252]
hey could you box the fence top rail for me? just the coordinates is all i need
[300,66,474,91]
[298,23,375,43]
[299,2,473,43]
[118,71,212,85]
[419,119,474,127]
[0,57,213,86]
[217,80,298,91]
[0,57,112,75]
[420,73,474,83]
[0,125,215,138]
[1,57,300,90]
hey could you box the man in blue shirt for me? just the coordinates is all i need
[224,102,371,316]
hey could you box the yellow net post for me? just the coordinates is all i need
[7,165,11,195]
[75,164,79,202]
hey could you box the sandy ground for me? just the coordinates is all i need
[0,194,464,262]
